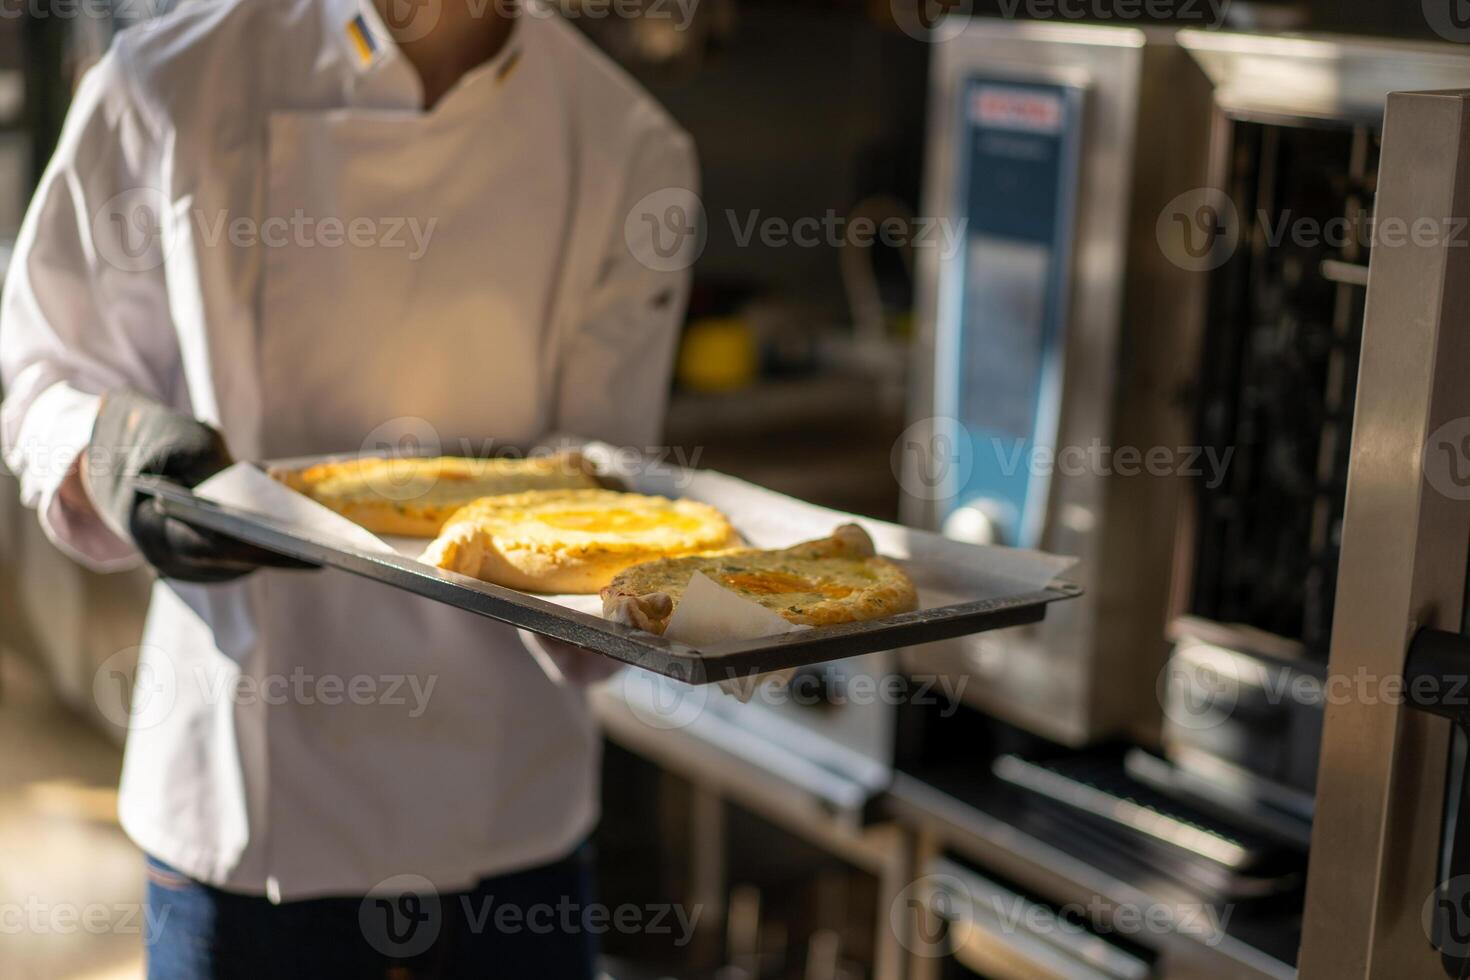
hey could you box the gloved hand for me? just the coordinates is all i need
[82,389,317,583]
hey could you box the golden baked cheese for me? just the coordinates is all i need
[602,523,918,634]
[422,488,740,594]
[273,453,598,537]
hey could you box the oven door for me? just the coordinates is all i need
[1300,88,1470,978]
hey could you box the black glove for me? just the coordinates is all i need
[82,389,317,583]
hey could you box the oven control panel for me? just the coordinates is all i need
[939,77,1084,549]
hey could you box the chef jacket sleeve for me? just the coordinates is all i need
[0,50,178,571]
[551,121,698,450]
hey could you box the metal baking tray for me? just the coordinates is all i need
[133,471,1080,685]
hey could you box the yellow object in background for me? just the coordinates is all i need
[677,317,757,391]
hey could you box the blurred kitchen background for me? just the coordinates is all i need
[2,1,1467,978]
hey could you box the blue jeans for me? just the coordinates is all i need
[144,847,599,980]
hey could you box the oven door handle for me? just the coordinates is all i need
[1403,628,1470,978]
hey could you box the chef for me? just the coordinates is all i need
[0,0,696,976]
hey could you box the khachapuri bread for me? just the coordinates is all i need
[602,523,918,635]
[273,452,598,537]
[422,488,740,594]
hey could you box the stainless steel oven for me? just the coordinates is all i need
[1152,31,1470,842]
[899,24,1470,980]
[901,19,1214,747]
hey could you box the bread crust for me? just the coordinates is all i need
[272,453,598,537]
[602,523,918,634]
[422,488,739,594]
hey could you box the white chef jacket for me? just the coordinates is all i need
[0,0,696,899]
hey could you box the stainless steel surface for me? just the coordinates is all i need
[903,20,1209,745]
[1299,89,1470,979]
[1179,30,1470,124]
[137,477,1075,684]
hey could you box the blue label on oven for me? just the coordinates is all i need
[941,77,1084,547]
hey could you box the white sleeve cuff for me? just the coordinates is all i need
[10,383,140,571]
